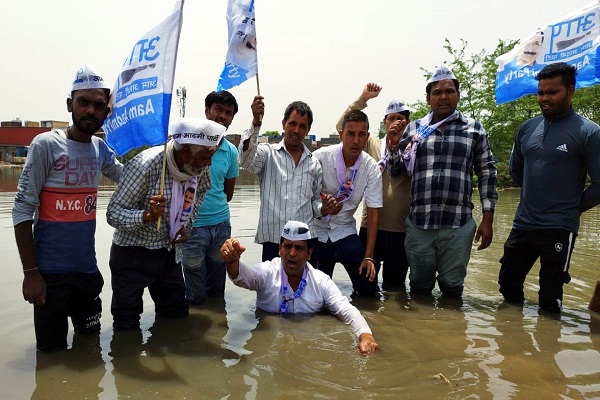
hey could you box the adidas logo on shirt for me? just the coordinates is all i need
[556,144,568,152]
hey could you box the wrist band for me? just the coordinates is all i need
[23,267,38,272]
[363,257,375,264]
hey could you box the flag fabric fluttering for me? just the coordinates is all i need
[104,1,184,156]
[217,0,258,91]
[495,1,600,104]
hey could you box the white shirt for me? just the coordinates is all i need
[239,124,323,243]
[231,258,372,338]
[313,144,383,243]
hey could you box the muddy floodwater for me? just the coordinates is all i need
[0,168,599,399]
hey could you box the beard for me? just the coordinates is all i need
[72,115,102,135]
[181,162,207,176]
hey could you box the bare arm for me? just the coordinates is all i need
[14,221,46,306]
[241,95,265,152]
[474,210,494,250]
[359,206,380,281]
[224,177,236,202]
[335,83,381,133]
[220,237,246,279]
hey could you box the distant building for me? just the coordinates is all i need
[40,120,69,129]
[317,134,340,147]
[0,120,68,163]
[1,120,23,127]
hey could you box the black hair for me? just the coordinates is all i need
[283,101,313,127]
[536,62,577,88]
[341,109,369,131]
[426,79,460,95]
[205,91,239,115]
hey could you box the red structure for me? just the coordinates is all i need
[0,127,47,146]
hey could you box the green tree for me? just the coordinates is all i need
[378,121,386,139]
[262,130,281,138]
[119,145,149,164]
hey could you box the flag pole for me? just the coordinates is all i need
[255,59,263,123]
[256,71,261,96]
[156,141,168,230]
[254,1,262,121]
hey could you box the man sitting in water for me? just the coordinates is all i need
[220,220,379,355]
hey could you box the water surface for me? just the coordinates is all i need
[1,170,599,399]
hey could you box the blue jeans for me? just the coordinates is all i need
[181,221,231,304]
[405,217,476,297]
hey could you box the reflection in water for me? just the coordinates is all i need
[109,311,240,399]
[33,333,105,400]
[0,172,599,399]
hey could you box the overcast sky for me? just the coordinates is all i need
[0,0,593,138]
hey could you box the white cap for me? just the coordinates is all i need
[71,64,111,92]
[281,220,311,241]
[427,64,457,84]
[169,118,226,147]
[385,98,409,116]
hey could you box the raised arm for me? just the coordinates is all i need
[335,83,382,133]
[239,96,265,169]
[220,237,246,279]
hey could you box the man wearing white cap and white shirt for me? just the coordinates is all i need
[385,64,498,297]
[220,220,379,355]
[13,64,123,351]
[106,117,225,330]
[335,83,411,290]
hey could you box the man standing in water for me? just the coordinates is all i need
[386,64,498,298]
[314,110,382,296]
[336,83,411,289]
[107,118,224,330]
[499,62,600,312]
[13,65,123,351]
[221,220,379,355]
[239,99,328,266]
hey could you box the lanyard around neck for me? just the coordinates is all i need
[280,265,308,316]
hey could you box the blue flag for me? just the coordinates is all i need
[104,1,184,156]
[217,0,258,91]
[495,1,600,104]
